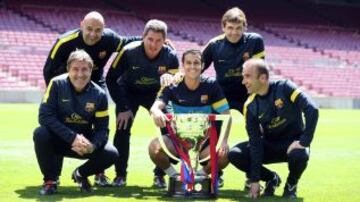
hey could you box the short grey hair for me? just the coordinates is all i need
[66,49,94,71]
[143,19,167,39]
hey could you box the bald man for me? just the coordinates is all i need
[228,59,319,199]
[43,11,140,186]
[43,11,141,88]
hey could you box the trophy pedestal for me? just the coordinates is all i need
[167,175,216,198]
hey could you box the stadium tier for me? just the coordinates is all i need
[0,0,359,98]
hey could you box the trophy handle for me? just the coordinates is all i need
[158,114,231,163]
[198,114,230,163]
[158,114,180,162]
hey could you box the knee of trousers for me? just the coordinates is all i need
[106,143,119,161]
[33,126,52,144]
[96,144,119,164]
[288,149,309,164]
[228,146,249,166]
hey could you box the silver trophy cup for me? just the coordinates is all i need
[159,113,230,198]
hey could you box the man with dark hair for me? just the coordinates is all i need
[149,49,231,179]
[34,50,118,195]
[202,7,265,113]
[106,19,179,188]
[202,7,265,187]
[43,11,140,88]
[228,59,319,199]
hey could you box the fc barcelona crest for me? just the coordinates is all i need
[243,52,250,61]
[85,102,95,112]
[98,51,107,59]
[274,98,284,109]
[200,95,208,104]
[158,66,167,74]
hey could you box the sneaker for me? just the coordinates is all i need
[244,179,251,191]
[263,172,281,196]
[94,173,111,187]
[153,175,167,188]
[39,180,57,195]
[218,175,224,188]
[113,176,127,187]
[282,183,297,199]
[71,169,92,192]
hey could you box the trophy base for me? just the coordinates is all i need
[166,175,217,199]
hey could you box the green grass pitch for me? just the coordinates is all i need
[0,103,359,202]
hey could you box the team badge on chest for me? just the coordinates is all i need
[274,98,284,109]
[158,66,167,74]
[98,51,107,59]
[243,52,250,61]
[200,95,208,104]
[85,102,95,112]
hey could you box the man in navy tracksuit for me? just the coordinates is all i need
[202,7,265,187]
[106,19,179,188]
[43,11,140,89]
[149,49,231,179]
[202,7,265,114]
[33,50,118,195]
[43,11,140,186]
[228,59,319,199]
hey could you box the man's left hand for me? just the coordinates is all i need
[160,73,174,86]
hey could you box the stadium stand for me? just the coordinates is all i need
[0,0,359,102]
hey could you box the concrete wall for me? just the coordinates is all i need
[1,89,359,109]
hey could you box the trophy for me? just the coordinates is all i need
[158,113,230,198]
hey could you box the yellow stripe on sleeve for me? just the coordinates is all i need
[115,40,124,52]
[243,94,256,119]
[290,89,301,102]
[42,80,54,103]
[95,110,109,118]
[212,98,228,109]
[50,32,79,59]
[252,51,265,59]
[112,48,126,68]
[112,41,142,68]
[167,69,179,75]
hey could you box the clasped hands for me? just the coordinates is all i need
[71,134,94,156]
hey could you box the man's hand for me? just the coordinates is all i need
[248,182,261,199]
[164,38,176,50]
[287,140,305,154]
[160,73,174,87]
[117,110,134,130]
[173,71,184,84]
[151,109,169,128]
[71,134,89,156]
[218,141,229,158]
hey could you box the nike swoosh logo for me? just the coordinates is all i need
[62,99,70,102]
[258,113,265,119]
[132,66,141,70]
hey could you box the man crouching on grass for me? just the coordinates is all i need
[33,49,118,195]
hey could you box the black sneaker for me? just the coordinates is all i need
[153,175,166,188]
[39,180,57,195]
[71,169,93,192]
[263,172,281,196]
[113,176,127,187]
[283,183,297,199]
[218,175,224,188]
[94,173,111,187]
